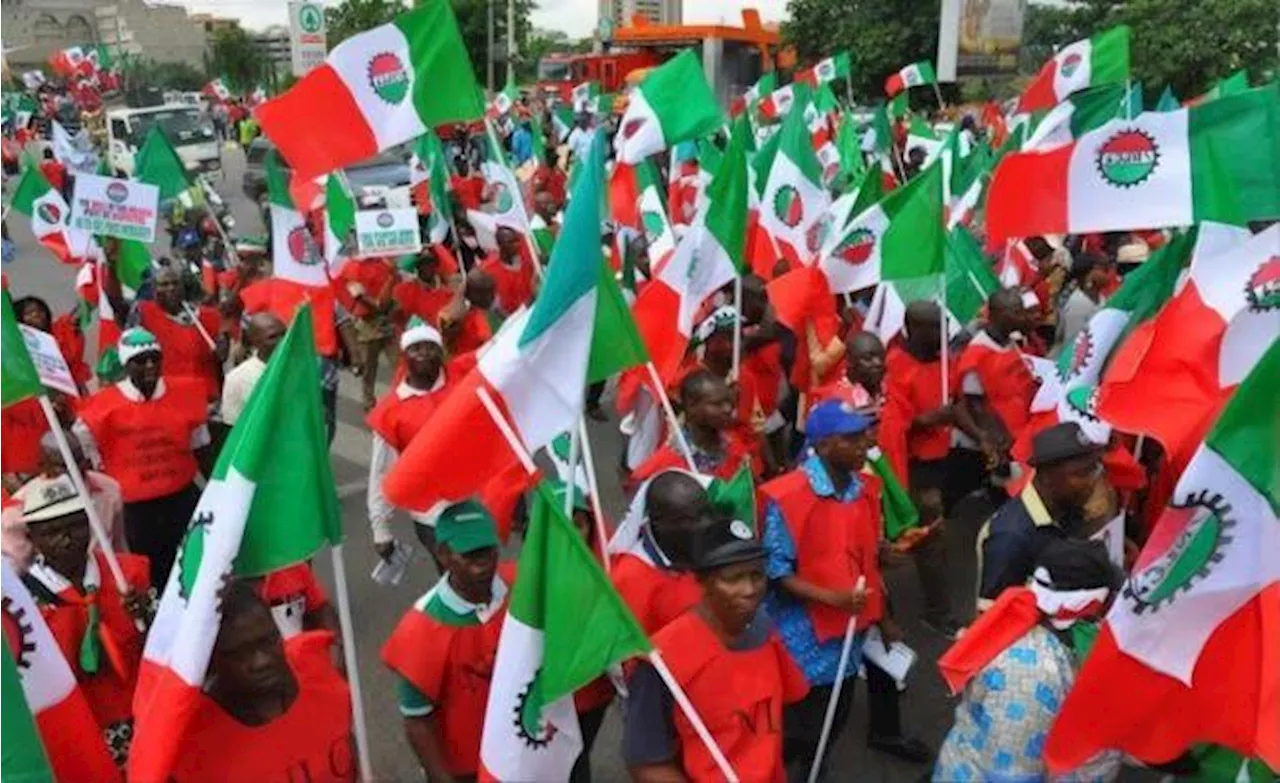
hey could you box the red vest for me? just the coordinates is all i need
[381,568,514,777]
[609,552,701,636]
[956,334,1038,441]
[171,632,354,783]
[335,259,396,320]
[883,346,955,478]
[655,612,809,783]
[392,278,454,330]
[79,380,206,502]
[137,301,221,401]
[240,279,338,357]
[759,470,885,641]
[479,254,535,316]
[366,355,475,451]
[1,397,48,474]
[38,552,150,738]
[629,433,755,488]
[742,342,784,416]
[448,309,493,355]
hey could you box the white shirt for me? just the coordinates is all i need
[367,378,447,544]
[567,126,594,165]
[220,355,266,426]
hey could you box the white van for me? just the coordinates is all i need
[107,104,220,177]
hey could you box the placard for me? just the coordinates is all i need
[355,208,421,257]
[69,173,159,243]
[18,324,79,397]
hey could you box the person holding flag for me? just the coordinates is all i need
[393,245,461,333]
[367,317,476,561]
[629,371,756,486]
[75,327,212,587]
[622,512,810,782]
[18,472,153,767]
[381,499,512,781]
[166,580,354,782]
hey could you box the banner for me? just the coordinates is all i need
[69,174,160,243]
[941,0,1028,78]
[18,324,79,397]
[355,208,421,257]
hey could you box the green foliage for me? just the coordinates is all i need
[1022,0,1278,99]
[445,0,536,87]
[783,0,941,101]
[208,26,269,92]
[326,0,404,49]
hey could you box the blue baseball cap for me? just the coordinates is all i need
[805,399,877,442]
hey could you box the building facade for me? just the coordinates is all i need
[1,0,209,69]
[596,0,681,29]
[95,0,208,66]
[1,0,103,67]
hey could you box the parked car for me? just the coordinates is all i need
[242,137,412,218]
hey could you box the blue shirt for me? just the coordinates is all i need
[762,452,866,686]
[511,127,533,165]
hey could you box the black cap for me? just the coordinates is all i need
[691,516,765,572]
[1028,422,1104,468]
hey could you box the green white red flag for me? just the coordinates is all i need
[1046,341,1280,774]
[615,50,724,165]
[1097,222,1275,463]
[987,87,1280,245]
[264,149,330,287]
[884,61,936,97]
[480,119,532,235]
[479,483,650,780]
[129,306,343,783]
[1015,26,1130,113]
[255,1,482,180]
[759,97,830,265]
[323,173,356,273]
[817,156,944,294]
[1,560,121,782]
[798,52,851,87]
[9,158,90,264]
[491,76,519,116]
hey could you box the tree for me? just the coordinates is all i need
[326,0,403,49]
[445,0,535,88]
[208,26,269,92]
[1021,0,1278,99]
[783,0,942,101]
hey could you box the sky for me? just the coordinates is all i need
[173,0,788,39]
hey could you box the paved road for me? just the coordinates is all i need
[2,146,1151,782]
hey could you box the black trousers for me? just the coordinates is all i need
[783,662,903,783]
[907,457,955,625]
[569,703,609,783]
[124,483,201,587]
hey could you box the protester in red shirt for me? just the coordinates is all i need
[440,268,498,356]
[77,327,211,587]
[335,256,398,410]
[478,226,535,317]
[130,265,225,402]
[170,581,354,782]
[449,157,486,212]
[21,474,152,767]
[393,245,458,333]
[530,148,567,209]
[14,295,90,390]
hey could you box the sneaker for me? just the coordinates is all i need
[920,617,962,640]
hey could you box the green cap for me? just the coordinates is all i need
[436,499,500,553]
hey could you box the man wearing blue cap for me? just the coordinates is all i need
[382,499,511,781]
[760,398,927,777]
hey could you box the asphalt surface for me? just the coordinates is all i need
[3,145,1154,782]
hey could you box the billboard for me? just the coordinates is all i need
[940,0,1029,79]
[289,2,328,77]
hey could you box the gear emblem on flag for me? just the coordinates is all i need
[1,596,36,670]
[1060,327,1095,382]
[772,185,804,228]
[621,118,646,140]
[492,182,514,213]
[514,670,560,748]
[834,227,876,265]
[1244,256,1280,313]
[368,52,410,105]
[806,214,832,254]
[1060,52,1083,79]
[1096,129,1160,188]
[287,225,322,267]
[36,202,61,225]
[1123,490,1235,614]
[177,512,213,602]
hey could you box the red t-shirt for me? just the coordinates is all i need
[882,346,956,479]
[450,174,486,211]
[1,397,49,475]
[447,308,494,356]
[478,253,535,316]
[530,165,566,207]
[136,301,221,402]
[609,552,701,636]
[334,259,396,320]
[78,379,207,502]
[171,632,354,783]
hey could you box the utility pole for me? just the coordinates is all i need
[486,0,495,92]
[506,0,515,86]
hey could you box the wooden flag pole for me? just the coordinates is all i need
[644,360,697,471]
[577,417,612,575]
[329,543,375,782]
[649,649,741,783]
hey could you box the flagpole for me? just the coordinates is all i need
[329,543,374,782]
[644,360,697,471]
[648,649,741,783]
[476,385,540,475]
[939,272,950,406]
[576,417,612,574]
[806,611,859,783]
[35,396,131,597]
[932,82,947,113]
[731,275,743,383]
[564,423,580,518]
[180,302,218,352]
